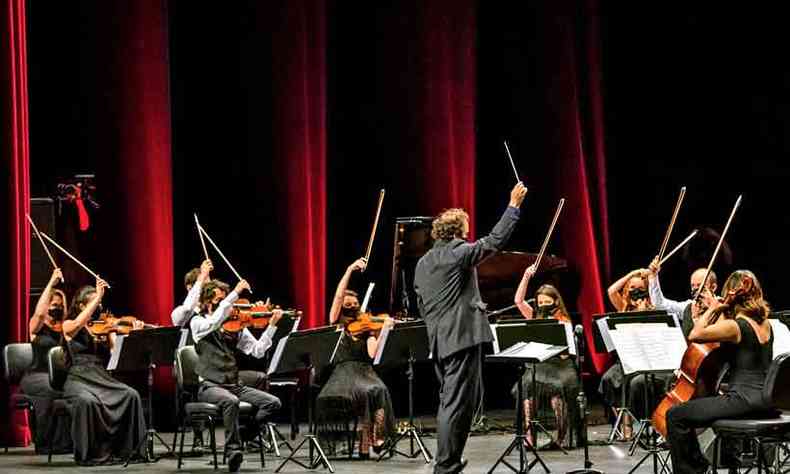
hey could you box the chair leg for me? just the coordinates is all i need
[177,419,187,469]
[712,434,720,473]
[258,428,266,467]
[290,386,298,440]
[208,417,218,470]
[46,415,57,464]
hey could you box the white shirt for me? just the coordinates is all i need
[171,280,203,327]
[649,275,691,320]
[189,290,277,359]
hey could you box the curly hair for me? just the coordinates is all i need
[200,279,231,311]
[184,267,201,289]
[431,208,469,241]
[711,270,771,323]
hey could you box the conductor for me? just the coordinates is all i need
[414,181,528,474]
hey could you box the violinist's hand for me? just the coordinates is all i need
[348,258,368,273]
[95,277,109,300]
[50,268,63,285]
[270,308,283,327]
[509,182,528,208]
[700,288,721,311]
[199,259,213,282]
[384,317,395,330]
[132,320,145,330]
[649,256,660,276]
[234,279,251,295]
[523,264,537,280]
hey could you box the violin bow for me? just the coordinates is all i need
[694,195,742,301]
[658,230,698,266]
[533,198,565,271]
[362,189,386,272]
[196,221,251,293]
[194,213,210,261]
[657,187,686,262]
[26,214,63,282]
[360,282,375,313]
[503,141,521,183]
[39,231,109,287]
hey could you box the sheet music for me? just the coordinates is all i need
[495,341,567,362]
[267,336,289,375]
[596,317,615,352]
[329,327,344,363]
[106,334,127,371]
[562,321,577,356]
[770,319,790,358]
[178,328,189,349]
[490,324,501,353]
[373,322,393,365]
[608,323,686,374]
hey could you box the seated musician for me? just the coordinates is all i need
[667,270,773,474]
[20,268,72,453]
[316,257,395,459]
[511,264,578,449]
[61,278,147,465]
[599,268,654,440]
[647,257,718,338]
[190,279,282,473]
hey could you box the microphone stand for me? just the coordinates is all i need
[567,325,604,474]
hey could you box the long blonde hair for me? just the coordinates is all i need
[710,270,771,323]
[621,274,653,312]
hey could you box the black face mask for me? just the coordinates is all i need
[341,306,360,318]
[48,307,64,320]
[536,303,558,318]
[629,288,649,301]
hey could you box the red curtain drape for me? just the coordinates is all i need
[1,0,32,446]
[415,0,477,237]
[542,0,611,374]
[272,0,327,329]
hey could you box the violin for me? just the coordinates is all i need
[344,313,392,337]
[87,312,155,340]
[222,299,301,333]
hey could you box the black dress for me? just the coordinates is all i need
[316,332,395,437]
[62,328,146,465]
[19,325,72,453]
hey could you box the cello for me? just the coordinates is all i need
[652,195,742,438]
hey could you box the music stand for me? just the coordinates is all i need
[110,326,188,465]
[269,326,343,473]
[372,321,432,463]
[486,341,567,474]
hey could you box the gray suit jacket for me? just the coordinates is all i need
[414,206,520,361]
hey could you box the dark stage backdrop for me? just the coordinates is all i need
[5,0,790,441]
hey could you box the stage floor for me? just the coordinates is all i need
[1,423,676,473]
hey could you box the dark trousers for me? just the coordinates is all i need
[434,344,483,474]
[198,382,282,451]
[667,394,755,474]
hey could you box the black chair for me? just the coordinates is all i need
[173,346,265,470]
[45,346,71,464]
[709,352,790,472]
[2,343,34,453]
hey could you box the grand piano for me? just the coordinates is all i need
[388,217,577,320]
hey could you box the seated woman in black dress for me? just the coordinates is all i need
[599,268,653,440]
[61,278,146,465]
[512,264,578,448]
[667,270,773,474]
[316,257,395,459]
[20,268,72,453]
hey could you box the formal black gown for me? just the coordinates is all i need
[19,324,72,453]
[316,332,395,438]
[62,328,146,465]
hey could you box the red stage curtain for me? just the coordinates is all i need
[1,0,32,446]
[542,0,611,374]
[415,0,477,237]
[272,0,327,329]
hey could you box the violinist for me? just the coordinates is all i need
[511,264,577,449]
[667,270,773,474]
[317,257,395,459]
[19,268,72,453]
[599,268,654,441]
[61,278,147,465]
[189,279,282,473]
[648,256,718,338]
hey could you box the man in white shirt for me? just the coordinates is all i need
[190,279,282,473]
[172,260,213,329]
[648,256,718,337]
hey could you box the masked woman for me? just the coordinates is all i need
[511,264,578,448]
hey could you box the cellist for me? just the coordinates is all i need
[666,270,773,474]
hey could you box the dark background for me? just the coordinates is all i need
[22,1,790,419]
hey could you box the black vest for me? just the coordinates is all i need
[195,326,239,385]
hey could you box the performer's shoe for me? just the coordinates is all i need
[228,450,244,473]
[192,437,204,456]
